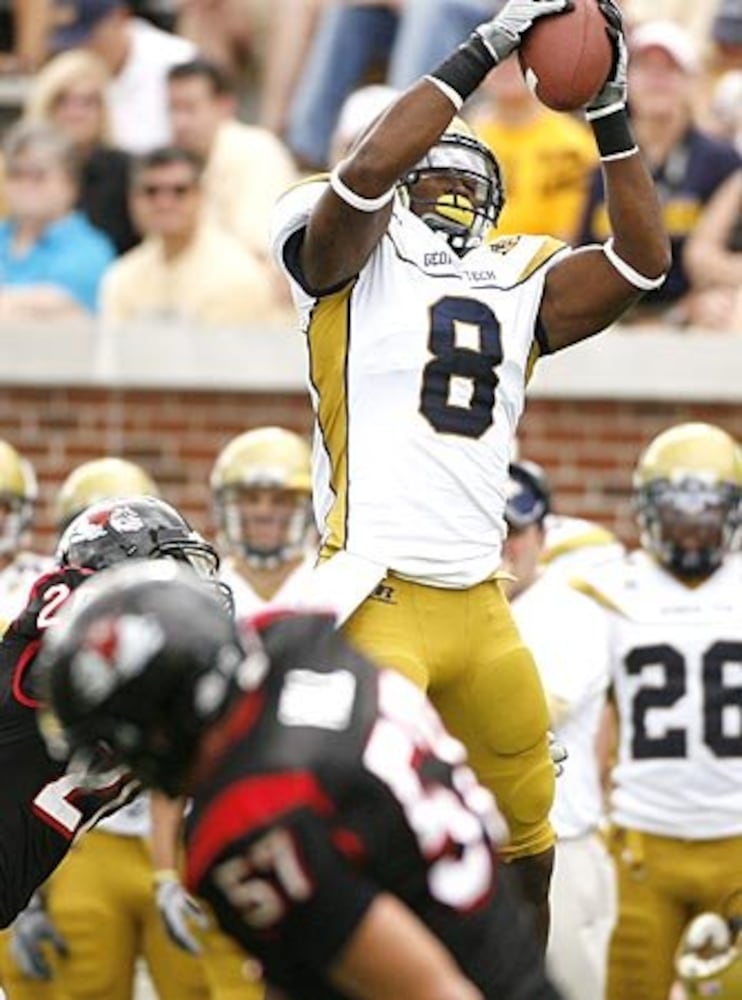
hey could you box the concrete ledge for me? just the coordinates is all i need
[1,320,738,400]
[528,327,740,401]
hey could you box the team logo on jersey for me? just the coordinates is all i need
[489,236,521,256]
[71,613,165,705]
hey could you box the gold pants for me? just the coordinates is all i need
[607,826,742,1000]
[344,575,555,858]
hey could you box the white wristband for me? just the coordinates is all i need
[603,238,667,291]
[424,74,464,111]
[329,165,396,213]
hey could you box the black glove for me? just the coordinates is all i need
[9,893,67,980]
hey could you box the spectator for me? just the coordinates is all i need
[23,48,138,253]
[167,58,297,263]
[284,1,399,170]
[284,1,499,170]
[683,168,742,330]
[386,0,500,88]
[471,56,598,242]
[711,0,742,74]
[707,70,742,152]
[100,146,274,328]
[0,121,115,320]
[328,82,399,167]
[52,0,196,154]
[622,0,717,40]
[173,0,266,86]
[577,20,742,324]
[0,0,51,71]
[257,0,325,137]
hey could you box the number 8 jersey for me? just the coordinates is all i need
[271,181,570,586]
[573,550,742,839]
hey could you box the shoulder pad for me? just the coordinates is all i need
[478,234,569,289]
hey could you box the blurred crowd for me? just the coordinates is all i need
[0,0,739,332]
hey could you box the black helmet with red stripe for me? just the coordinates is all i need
[39,561,262,797]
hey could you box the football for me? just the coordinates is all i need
[518,0,613,112]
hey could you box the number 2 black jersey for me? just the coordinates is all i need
[0,567,136,927]
[185,613,561,1000]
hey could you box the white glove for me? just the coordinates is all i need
[10,893,67,980]
[475,0,574,65]
[585,0,628,117]
[548,731,568,778]
[154,871,209,955]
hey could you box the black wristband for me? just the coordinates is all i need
[589,107,637,160]
[428,34,497,105]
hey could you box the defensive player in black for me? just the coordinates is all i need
[0,496,226,930]
[41,561,564,1000]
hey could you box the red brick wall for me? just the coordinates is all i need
[2,385,739,554]
[519,398,742,546]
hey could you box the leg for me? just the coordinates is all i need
[546,835,617,1000]
[507,848,554,951]
[429,581,555,943]
[46,832,138,1000]
[199,915,265,1000]
[139,836,211,1000]
[284,3,398,169]
[387,0,493,87]
[606,828,691,1000]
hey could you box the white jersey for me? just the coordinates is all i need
[575,551,742,839]
[97,793,151,838]
[272,181,570,587]
[511,574,611,839]
[220,554,317,618]
[0,551,54,635]
[542,514,625,579]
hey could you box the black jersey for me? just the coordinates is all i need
[185,614,561,1000]
[0,567,137,927]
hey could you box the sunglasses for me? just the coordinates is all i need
[136,182,196,199]
[55,91,103,110]
[7,165,51,182]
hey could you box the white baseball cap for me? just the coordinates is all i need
[630,20,700,74]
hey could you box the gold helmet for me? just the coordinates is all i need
[400,117,504,255]
[675,893,742,999]
[634,422,742,579]
[0,439,37,556]
[210,427,313,567]
[55,458,160,533]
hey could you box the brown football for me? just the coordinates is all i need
[518,0,613,112]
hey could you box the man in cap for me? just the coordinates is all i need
[577,18,741,324]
